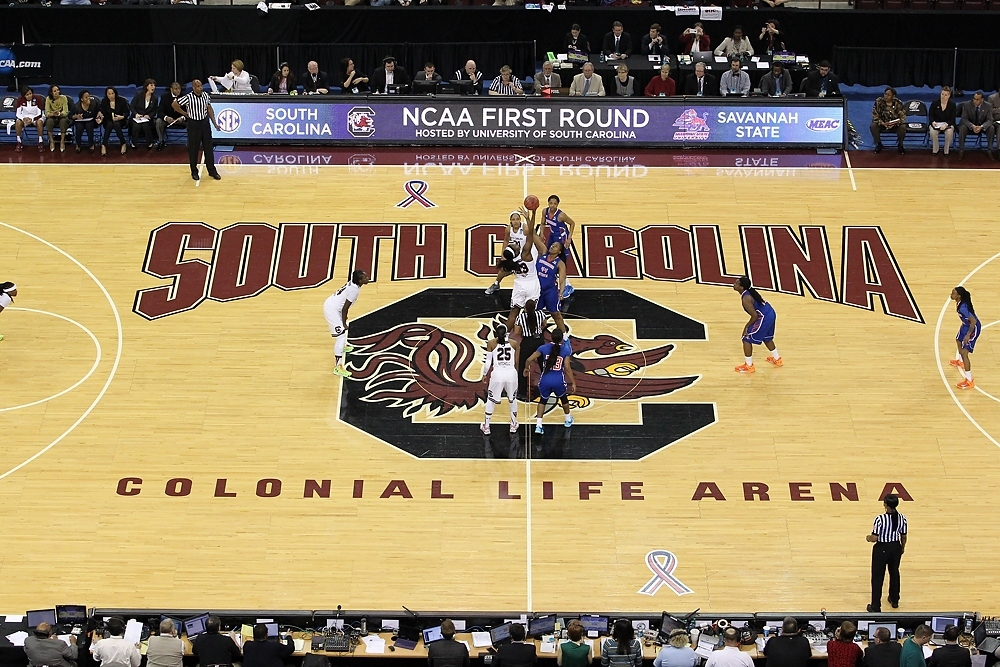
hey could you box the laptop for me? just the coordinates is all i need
[423,626,445,645]
[528,615,556,638]
[385,84,409,95]
[55,606,88,630]
[265,623,280,641]
[26,609,57,629]
[161,616,185,635]
[868,622,896,642]
[691,52,714,66]
[395,618,421,650]
[184,613,210,638]
[930,617,959,644]
[490,623,513,646]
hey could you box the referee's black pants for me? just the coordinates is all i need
[870,541,902,610]
[517,336,544,399]
[186,118,219,177]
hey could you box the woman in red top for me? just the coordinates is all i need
[827,622,863,667]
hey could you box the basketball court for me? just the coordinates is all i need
[0,151,998,615]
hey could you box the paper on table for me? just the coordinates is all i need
[923,646,933,659]
[453,621,466,631]
[382,620,399,631]
[459,641,470,652]
[695,636,716,659]
[540,643,556,654]
[241,625,254,640]
[362,636,386,654]
[472,632,492,647]
[756,62,770,69]
[6,632,28,647]
[715,56,729,63]
[4,616,24,623]
[124,620,144,645]
[57,635,73,647]
[293,639,305,652]
[751,56,761,62]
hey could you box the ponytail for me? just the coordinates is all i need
[955,286,975,315]
[544,328,564,372]
[495,323,508,346]
[737,276,765,306]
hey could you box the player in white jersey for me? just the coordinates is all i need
[480,323,521,434]
[485,210,530,295]
[506,206,540,328]
[0,282,18,341]
[323,270,369,377]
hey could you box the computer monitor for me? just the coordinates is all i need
[412,80,440,95]
[423,626,444,645]
[932,617,959,633]
[490,622,512,645]
[579,616,609,636]
[529,615,556,638]
[161,616,185,634]
[386,84,409,95]
[184,613,210,638]
[56,606,88,625]
[265,623,280,638]
[857,621,870,633]
[398,618,422,642]
[448,79,476,96]
[868,622,896,640]
[660,613,685,636]
[26,610,57,629]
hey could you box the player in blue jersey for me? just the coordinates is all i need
[733,276,781,373]
[523,327,576,433]
[949,286,980,389]
[543,195,576,299]
[533,234,568,333]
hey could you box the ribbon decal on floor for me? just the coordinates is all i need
[395,180,437,208]
[638,549,693,596]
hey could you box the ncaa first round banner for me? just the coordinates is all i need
[207,96,845,148]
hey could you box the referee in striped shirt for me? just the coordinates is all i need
[172,79,222,181]
[866,494,906,612]
[513,300,548,399]
[488,66,524,96]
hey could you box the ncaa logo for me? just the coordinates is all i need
[806,118,841,132]
[0,47,15,77]
[215,108,241,133]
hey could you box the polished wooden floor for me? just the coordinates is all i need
[0,159,998,615]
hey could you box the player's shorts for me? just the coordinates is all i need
[324,307,347,336]
[511,280,541,309]
[958,323,980,353]
[742,311,776,345]
[538,286,560,314]
[538,372,568,400]
[488,373,519,402]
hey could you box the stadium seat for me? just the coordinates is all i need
[962,0,986,8]
[903,99,929,145]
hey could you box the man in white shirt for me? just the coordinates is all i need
[720,57,751,97]
[208,59,252,93]
[91,618,141,667]
[705,628,754,667]
[146,619,183,667]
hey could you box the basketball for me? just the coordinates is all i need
[523,195,539,211]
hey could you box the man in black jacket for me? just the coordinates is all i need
[684,62,718,96]
[863,627,901,667]
[762,617,810,667]
[243,625,294,667]
[191,617,241,667]
[370,57,411,95]
[302,61,331,94]
[804,61,841,97]
[602,22,633,60]
[927,626,972,667]
[427,620,469,667]
[495,624,536,667]
[155,81,185,151]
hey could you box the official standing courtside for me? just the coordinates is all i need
[172,80,222,181]
[866,493,906,612]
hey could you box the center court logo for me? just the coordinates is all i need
[347,106,376,138]
[215,109,241,133]
[672,109,710,141]
[806,118,841,132]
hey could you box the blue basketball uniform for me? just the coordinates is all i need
[536,254,562,313]
[742,291,777,345]
[536,340,572,399]
[957,302,980,353]
[544,207,571,262]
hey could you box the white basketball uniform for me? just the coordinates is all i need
[486,341,519,402]
[508,223,527,256]
[324,281,360,356]
[0,293,12,309]
[510,245,540,308]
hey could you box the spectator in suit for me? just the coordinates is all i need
[454,60,484,95]
[714,26,754,58]
[929,85,957,156]
[989,87,1000,150]
[826,622,863,667]
[72,90,100,153]
[129,79,158,150]
[13,87,45,152]
[371,56,410,94]
[602,22,632,60]
[758,20,787,55]
[678,22,710,54]
[613,64,635,97]
[243,625,293,667]
[870,86,906,154]
[496,624,536,667]
[863,628,900,667]
[644,64,675,97]
[720,58,750,97]
[427,620,469,667]
[684,62,717,96]
[414,62,443,83]
[641,24,668,56]
[564,24,591,55]
[267,62,297,94]
[805,61,841,97]
[100,86,130,156]
[191,617,241,667]
[958,90,995,159]
[155,81,185,151]
[759,63,792,97]
[927,626,971,667]
[302,61,331,94]
[340,58,370,94]
[762,617,810,667]
[533,61,563,94]
[44,84,71,153]
[25,622,77,667]
[569,62,606,96]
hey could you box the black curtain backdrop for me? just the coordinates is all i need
[956,49,1000,91]
[51,44,174,87]
[831,46,954,87]
[175,43,276,86]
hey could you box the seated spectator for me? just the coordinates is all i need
[864,628,900,667]
[533,61,562,94]
[155,81,185,150]
[760,0,790,7]
[927,626,970,667]
[129,78,158,150]
[496,624,536,667]
[870,86,906,155]
[714,26,753,58]
[340,58,370,94]
[602,22,632,60]
[602,620,642,667]
[44,84,70,153]
[191,617,241,667]
[72,90,100,153]
[679,23,710,54]
[569,62,605,96]
[489,66,524,96]
[805,61,841,97]
[705,629,753,667]
[25,622,77,667]
[641,23,668,56]
[427,619,469,667]
[267,62,297,94]
[762,618,809,667]
[415,62,443,83]
[558,621,593,667]
[371,56,410,94]
[759,63,792,97]
[684,62,717,96]
[758,20,787,55]
[100,86,130,155]
[720,58,750,97]
[14,87,44,152]
[827,622,863,667]
[146,619,183,667]
[959,90,995,159]
[208,59,252,94]
[653,629,696,667]
[644,64,675,97]
[929,85,956,156]
[302,61,331,94]
[91,618,140,667]
[564,24,590,55]
[613,64,635,97]
[454,60,484,95]
[989,87,1000,150]
[243,625,293,667]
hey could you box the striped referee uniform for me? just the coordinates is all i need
[515,307,548,398]
[489,75,524,96]
[869,507,907,611]
[173,83,220,181]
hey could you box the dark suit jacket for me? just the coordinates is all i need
[759,70,793,96]
[370,66,411,94]
[495,643,537,667]
[863,642,901,667]
[268,72,297,93]
[684,73,717,96]
[427,639,470,667]
[641,33,669,55]
[804,71,841,97]
[301,70,331,93]
[602,31,633,56]
[927,645,971,667]
[243,638,294,667]
[157,92,182,120]
[130,91,157,119]
[563,32,591,54]
[960,100,994,129]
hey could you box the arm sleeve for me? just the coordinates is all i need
[600,642,611,667]
[231,638,243,660]
[463,647,470,667]
[130,646,142,667]
[63,642,79,660]
[633,642,643,667]
[280,637,295,658]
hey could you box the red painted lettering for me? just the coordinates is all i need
[256,479,282,498]
[579,481,602,500]
[380,480,413,499]
[304,479,331,498]
[789,482,815,501]
[740,226,775,290]
[214,478,237,498]
[165,478,192,497]
[339,224,395,281]
[584,225,640,279]
[769,226,837,302]
[743,482,770,501]
[841,227,922,322]
[621,482,644,500]
[878,483,913,501]
[133,222,217,320]
[116,477,142,496]
[209,224,278,301]
[691,482,726,501]
[353,479,364,498]
[430,480,454,499]
[273,224,338,290]
[542,481,553,500]
[638,226,695,281]
[830,482,859,502]
[465,224,509,277]
[395,224,446,280]
[693,226,740,286]
[498,481,521,500]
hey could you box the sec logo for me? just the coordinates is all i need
[215,109,241,133]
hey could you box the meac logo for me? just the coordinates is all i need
[806,118,841,132]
